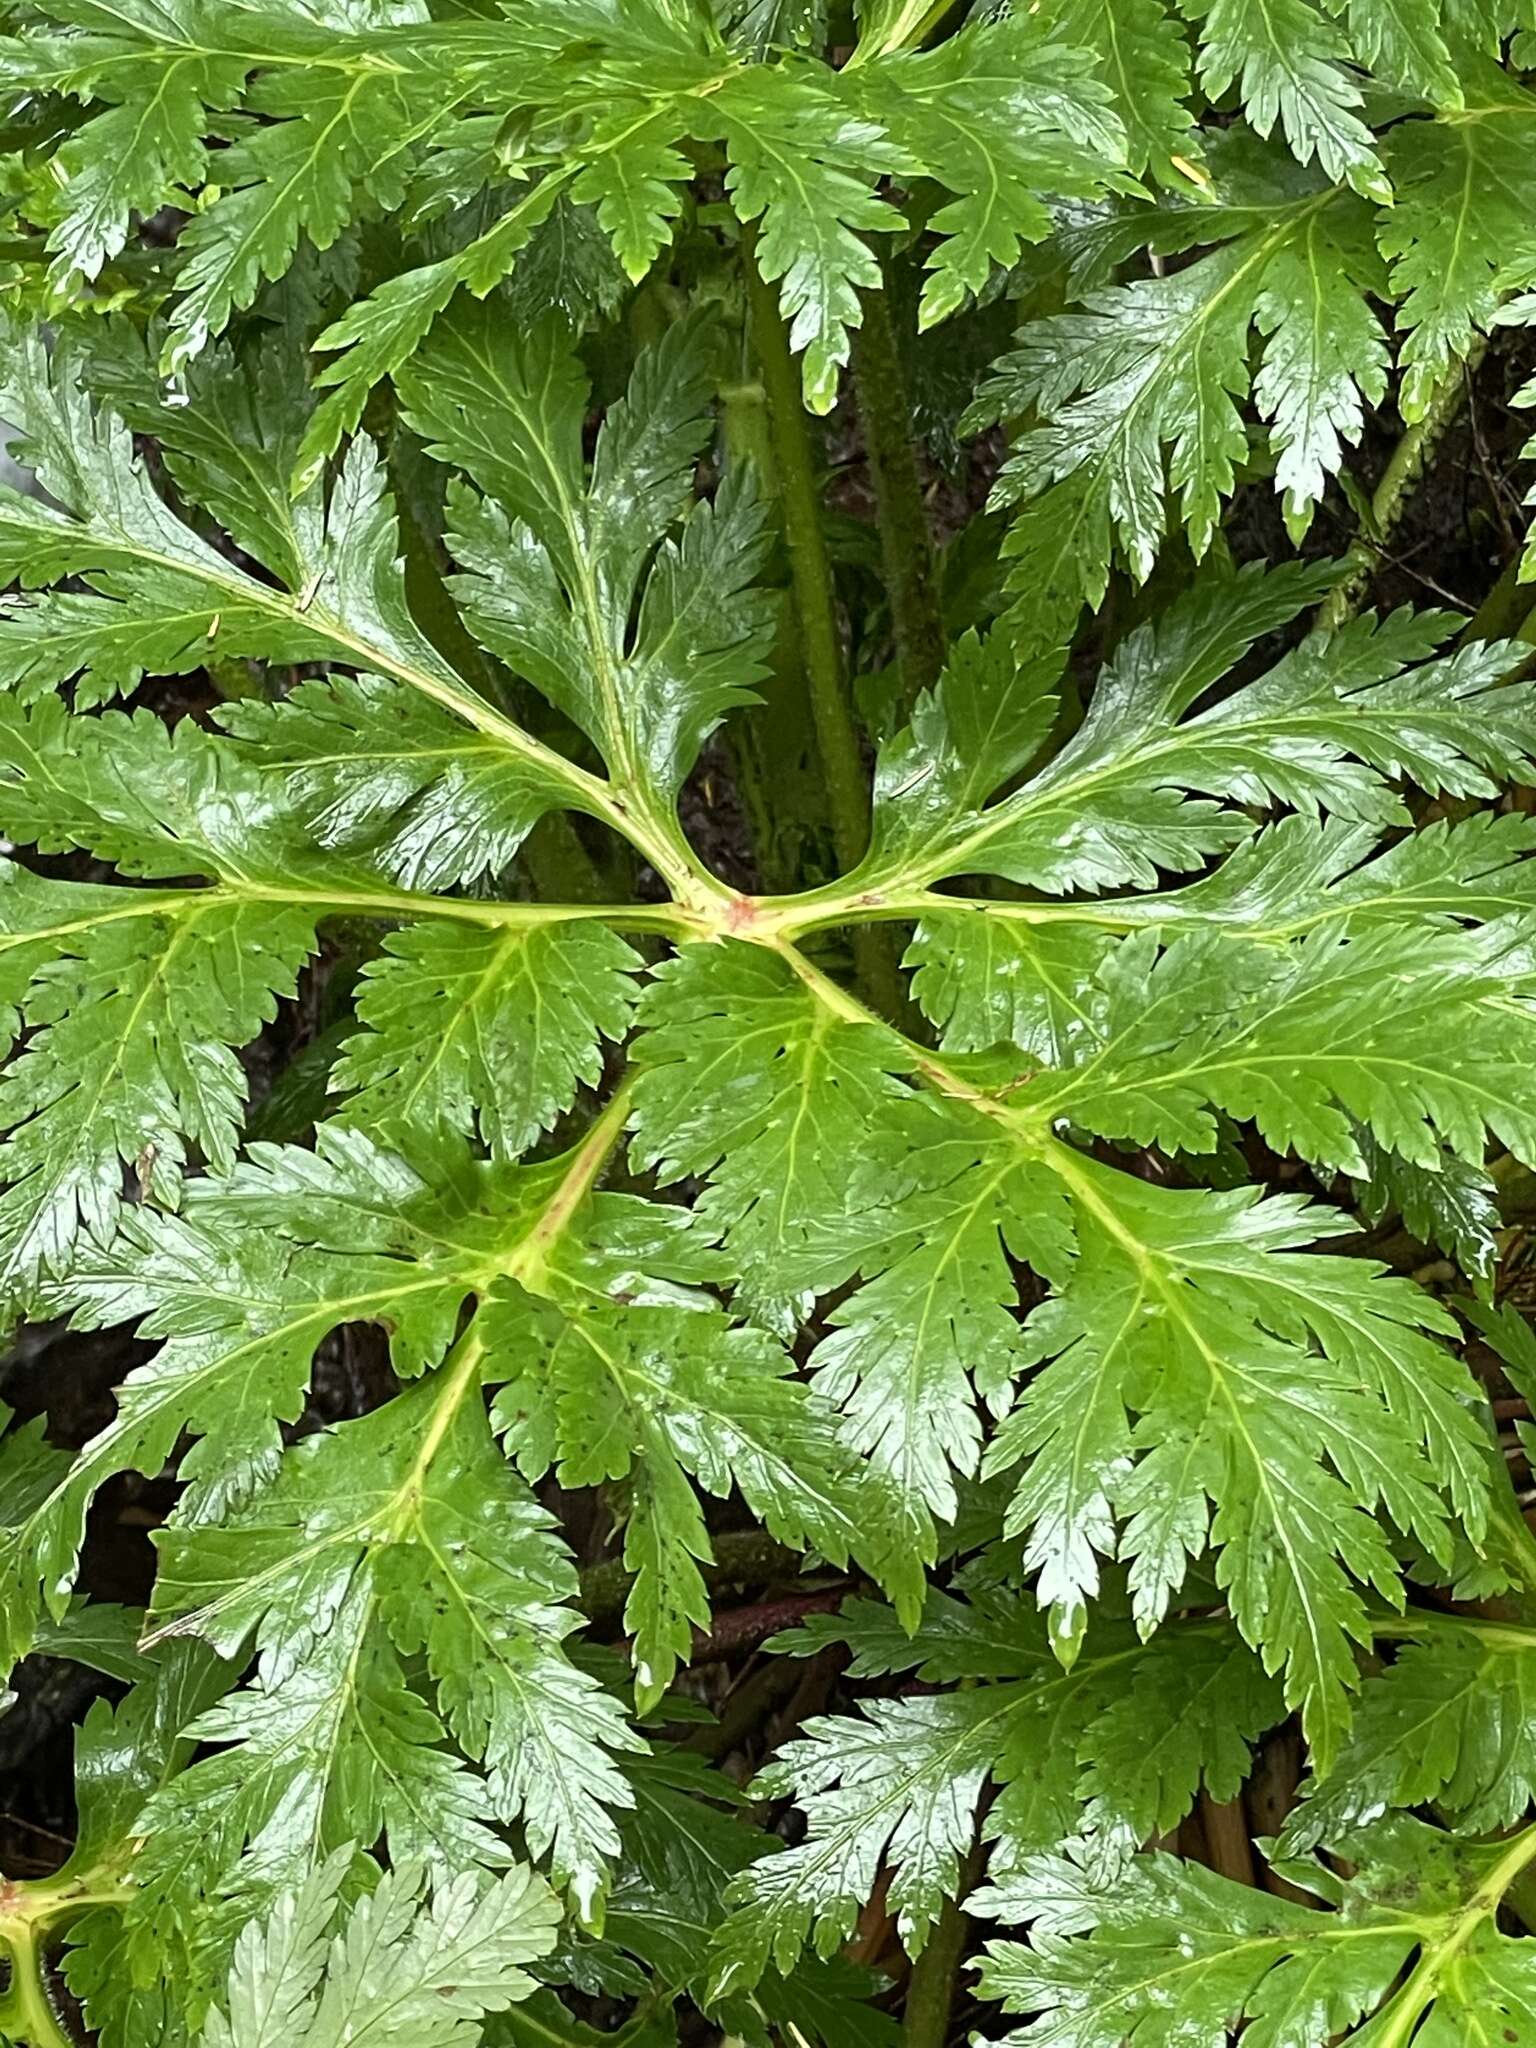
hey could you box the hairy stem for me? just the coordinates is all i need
[0,1924,72,2048]
[853,271,946,713]
[741,228,871,878]
[721,375,835,893]
[1317,345,1486,633]
[903,1873,975,2048]
[741,226,904,1014]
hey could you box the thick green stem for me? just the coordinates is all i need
[0,1882,120,2048]
[1317,345,1486,633]
[741,230,871,878]
[853,274,946,713]
[0,1928,72,2048]
[903,1887,973,2048]
[720,376,831,893]
[741,228,904,1014]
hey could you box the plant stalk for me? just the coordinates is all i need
[741,225,904,1014]
[902,1880,974,2048]
[741,228,872,879]
[853,272,946,712]
[0,1924,73,2048]
[720,375,833,893]
[1199,1791,1257,1888]
[1317,344,1487,633]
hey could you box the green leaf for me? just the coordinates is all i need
[984,1162,1491,1765]
[969,151,1388,637]
[0,318,295,591]
[0,1120,578,1662]
[489,1280,917,1706]
[1074,1624,1283,1844]
[0,0,1153,427]
[0,351,330,709]
[0,857,316,1282]
[630,942,913,1328]
[806,1094,1074,1535]
[1036,0,1201,185]
[1023,922,1536,1176]
[0,318,595,835]
[334,920,641,1156]
[905,912,1117,1067]
[712,1601,1282,1991]
[572,118,692,284]
[1354,1130,1502,1277]
[1130,808,1536,937]
[978,1815,1536,2047]
[147,1366,641,1925]
[907,809,1536,1061]
[715,67,906,411]
[0,1176,450,1669]
[1284,1616,1536,1847]
[0,0,256,291]
[1177,0,1390,199]
[862,629,1059,879]
[1379,56,1536,421]
[501,195,631,330]
[164,65,453,372]
[0,696,314,878]
[97,330,325,588]
[415,310,776,811]
[1340,0,1462,102]
[724,0,829,56]
[858,562,1536,899]
[835,13,1132,328]
[200,1855,560,2048]
[217,673,568,893]
[715,1687,1023,1986]
[58,1643,240,2046]
[27,1600,154,1685]
[481,1141,925,1693]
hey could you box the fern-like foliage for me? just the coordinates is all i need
[0,0,1129,426]
[5,4,1536,2047]
[978,1813,1536,2046]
